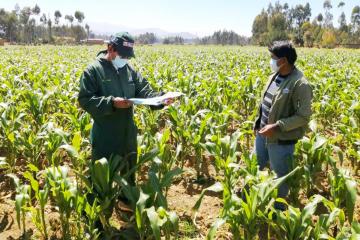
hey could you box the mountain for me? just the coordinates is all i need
[88,22,198,39]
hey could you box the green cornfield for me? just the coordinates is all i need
[0,45,359,239]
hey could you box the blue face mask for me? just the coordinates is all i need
[112,56,128,69]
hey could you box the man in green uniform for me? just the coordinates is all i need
[78,32,171,184]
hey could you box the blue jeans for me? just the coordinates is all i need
[255,133,295,200]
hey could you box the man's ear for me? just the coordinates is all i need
[108,44,117,54]
[108,45,119,59]
[107,44,113,52]
[280,57,288,65]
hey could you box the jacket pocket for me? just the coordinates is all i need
[278,127,303,140]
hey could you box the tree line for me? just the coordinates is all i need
[0,4,90,44]
[196,30,250,45]
[135,30,250,45]
[1,1,359,48]
[252,1,360,48]
[135,33,185,45]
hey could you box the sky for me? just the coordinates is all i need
[1,0,359,37]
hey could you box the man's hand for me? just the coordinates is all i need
[259,123,279,137]
[163,98,174,106]
[113,97,133,109]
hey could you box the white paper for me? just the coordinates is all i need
[129,91,184,106]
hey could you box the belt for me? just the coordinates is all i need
[277,139,298,145]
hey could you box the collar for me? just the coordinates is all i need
[278,66,296,78]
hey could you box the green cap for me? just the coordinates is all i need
[105,32,135,58]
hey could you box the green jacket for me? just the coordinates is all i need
[254,68,313,143]
[78,50,162,160]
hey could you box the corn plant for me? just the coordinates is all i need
[194,167,301,239]
[20,90,51,131]
[269,194,351,240]
[113,150,181,240]
[23,169,49,239]
[328,168,357,223]
[77,155,135,237]
[195,130,301,239]
[72,192,88,240]
[335,221,360,240]
[137,106,164,145]
[45,165,78,239]
[89,157,123,232]
[7,174,31,236]
[8,167,51,239]
[153,128,177,182]
[135,190,179,240]
[187,110,212,180]
[269,194,325,240]
[18,128,44,169]
[39,122,68,166]
[15,187,31,236]
[0,103,25,169]
[0,156,9,171]
[312,198,346,240]
[201,130,242,176]
[165,98,218,178]
[297,134,332,195]
[337,119,360,174]
[83,197,101,239]
[166,102,200,167]
[58,131,88,190]
[133,160,181,239]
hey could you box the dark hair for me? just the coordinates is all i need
[268,41,297,65]
[107,43,116,51]
[107,43,123,56]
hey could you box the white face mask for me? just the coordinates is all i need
[112,56,128,69]
[270,58,280,72]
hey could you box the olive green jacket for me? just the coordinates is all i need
[78,50,162,160]
[254,68,313,143]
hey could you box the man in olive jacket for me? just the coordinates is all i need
[78,32,172,184]
[254,41,313,209]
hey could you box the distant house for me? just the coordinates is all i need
[0,38,4,46]
[80,39,105,45]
